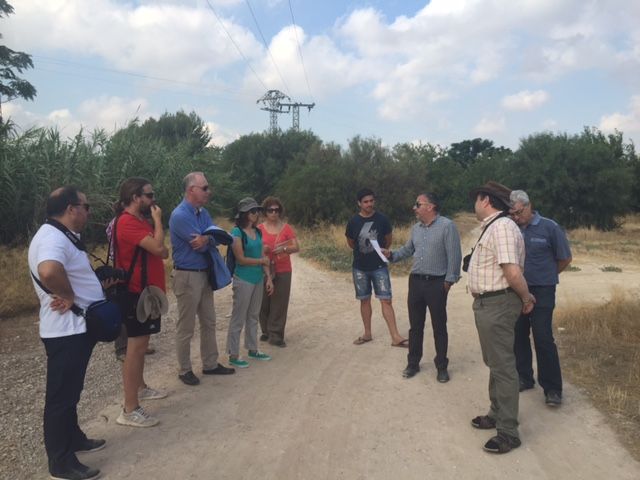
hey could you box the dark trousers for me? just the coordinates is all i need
[514,285,563,394]
[42,333,96,473]
[407,275,449,370]
[260,271,292,343]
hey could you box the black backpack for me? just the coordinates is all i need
[226,227,262,275]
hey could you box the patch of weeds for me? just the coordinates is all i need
[565,265,581,272]
[601,265,623,272]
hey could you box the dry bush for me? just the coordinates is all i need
[556,288,640,459]
[569,214,640,261]
[0,246,39,318]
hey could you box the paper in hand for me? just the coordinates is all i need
[370,239,389,263]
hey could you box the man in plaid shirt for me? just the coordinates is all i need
[466,181,535,455]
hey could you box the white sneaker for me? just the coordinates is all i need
[138,386,167,401]
[116,406,159,428]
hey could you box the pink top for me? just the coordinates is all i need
[258,223,296,274]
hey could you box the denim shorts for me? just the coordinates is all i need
[352,267,392,300]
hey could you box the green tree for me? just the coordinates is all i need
[0,1,37,126]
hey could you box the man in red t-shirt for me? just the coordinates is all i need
[114,177,169,429]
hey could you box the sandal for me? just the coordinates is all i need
[353,336,373,345]
[391,339,409,348]
[471,415,496,430]
[483,433,521,454]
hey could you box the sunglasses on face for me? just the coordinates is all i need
[141,192,155,199]
[194,185,209,192]
[266,207,281,213]
[414,202,428,208]
[73,203,90,212]
[248,207,261,214]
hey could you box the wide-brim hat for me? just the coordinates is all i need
[136,286,169,323]
[469,181,512,210]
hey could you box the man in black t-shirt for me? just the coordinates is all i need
[345,188,408,347]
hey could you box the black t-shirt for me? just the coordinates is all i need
[345,211,392,271]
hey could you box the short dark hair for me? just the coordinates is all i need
[420,192,441,212]
[357,188,375,202]
[46,186,82,218]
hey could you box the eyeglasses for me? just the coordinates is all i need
[510,207,526,217]
[414,202,429,209]
[193,185,209,192]
[248,207,261,214]
[266,207,281,214]
[141,192,155,199]
[73,203,90,212]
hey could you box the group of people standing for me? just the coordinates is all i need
[345,182,571,455]
[28,172,298,480]
[28,175,571,479]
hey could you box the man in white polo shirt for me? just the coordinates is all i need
[28,186,105,480]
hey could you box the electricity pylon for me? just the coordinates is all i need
[257,90,315,133]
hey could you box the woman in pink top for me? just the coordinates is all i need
[258,197,299,347]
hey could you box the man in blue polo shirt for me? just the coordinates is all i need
[170,172,235,386]
[509,190,572,406]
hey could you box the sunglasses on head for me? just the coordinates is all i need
[266,207,281,213]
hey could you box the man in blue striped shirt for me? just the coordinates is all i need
[385,193,462,383]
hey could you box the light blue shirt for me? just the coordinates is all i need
[169,199,213,270]
[391,215,462,284]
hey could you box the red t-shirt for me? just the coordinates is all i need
[258,223,296,274]
[115,212,166,293]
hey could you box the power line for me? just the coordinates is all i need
[287,0,314,102]
[244,0,291,95]
[204,0,268,91]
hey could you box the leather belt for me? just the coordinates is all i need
[472,287,513,299]
[410,273,446,281]
[174,267,209,272]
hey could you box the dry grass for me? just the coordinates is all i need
[569,214,640,262]
[0,246,39,318]
[555,288,640,460]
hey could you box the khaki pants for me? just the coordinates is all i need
[172,270,218,375]
[473,291,522,439]
[259,271,292,343]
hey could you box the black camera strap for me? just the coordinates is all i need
[466,211,509,260]
[29,271,85,317]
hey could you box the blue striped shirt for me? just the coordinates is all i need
[391,215,462,283]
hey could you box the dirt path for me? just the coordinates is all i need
[47,254,640,480]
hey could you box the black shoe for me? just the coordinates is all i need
[519,379,535,392]
[402,366,419,378]
[483,433,521,454]
[202,363,236,375]
[75,438,106,453]
[471,415,496,430]
[545,391,562,406]
[259,334,269,341]
[269,339,287,348]
[436,368,450,383]
[178,371,200,386]
[50,462,100,480]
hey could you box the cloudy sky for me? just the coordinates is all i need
[3,0,640,149]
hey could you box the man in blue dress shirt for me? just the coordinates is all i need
[169,172,235,386]
[386,193,462,383]
[509,190,572,406]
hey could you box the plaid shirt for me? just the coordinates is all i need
[468,212,525,294]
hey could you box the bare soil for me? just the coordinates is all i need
[2,252,640,479]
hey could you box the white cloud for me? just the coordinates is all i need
[473,115,506,135]
[205,121,239,146]
[599,95,640,134]
[502,90,549,111]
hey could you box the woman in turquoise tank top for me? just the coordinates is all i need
[226,197,274,368]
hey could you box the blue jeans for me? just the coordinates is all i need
[514,285,563,394]
[352,267,392,300]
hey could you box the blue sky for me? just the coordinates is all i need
[3,0,640,149]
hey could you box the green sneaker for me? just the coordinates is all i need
[248,350,272,361]
[229,357,249,368]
